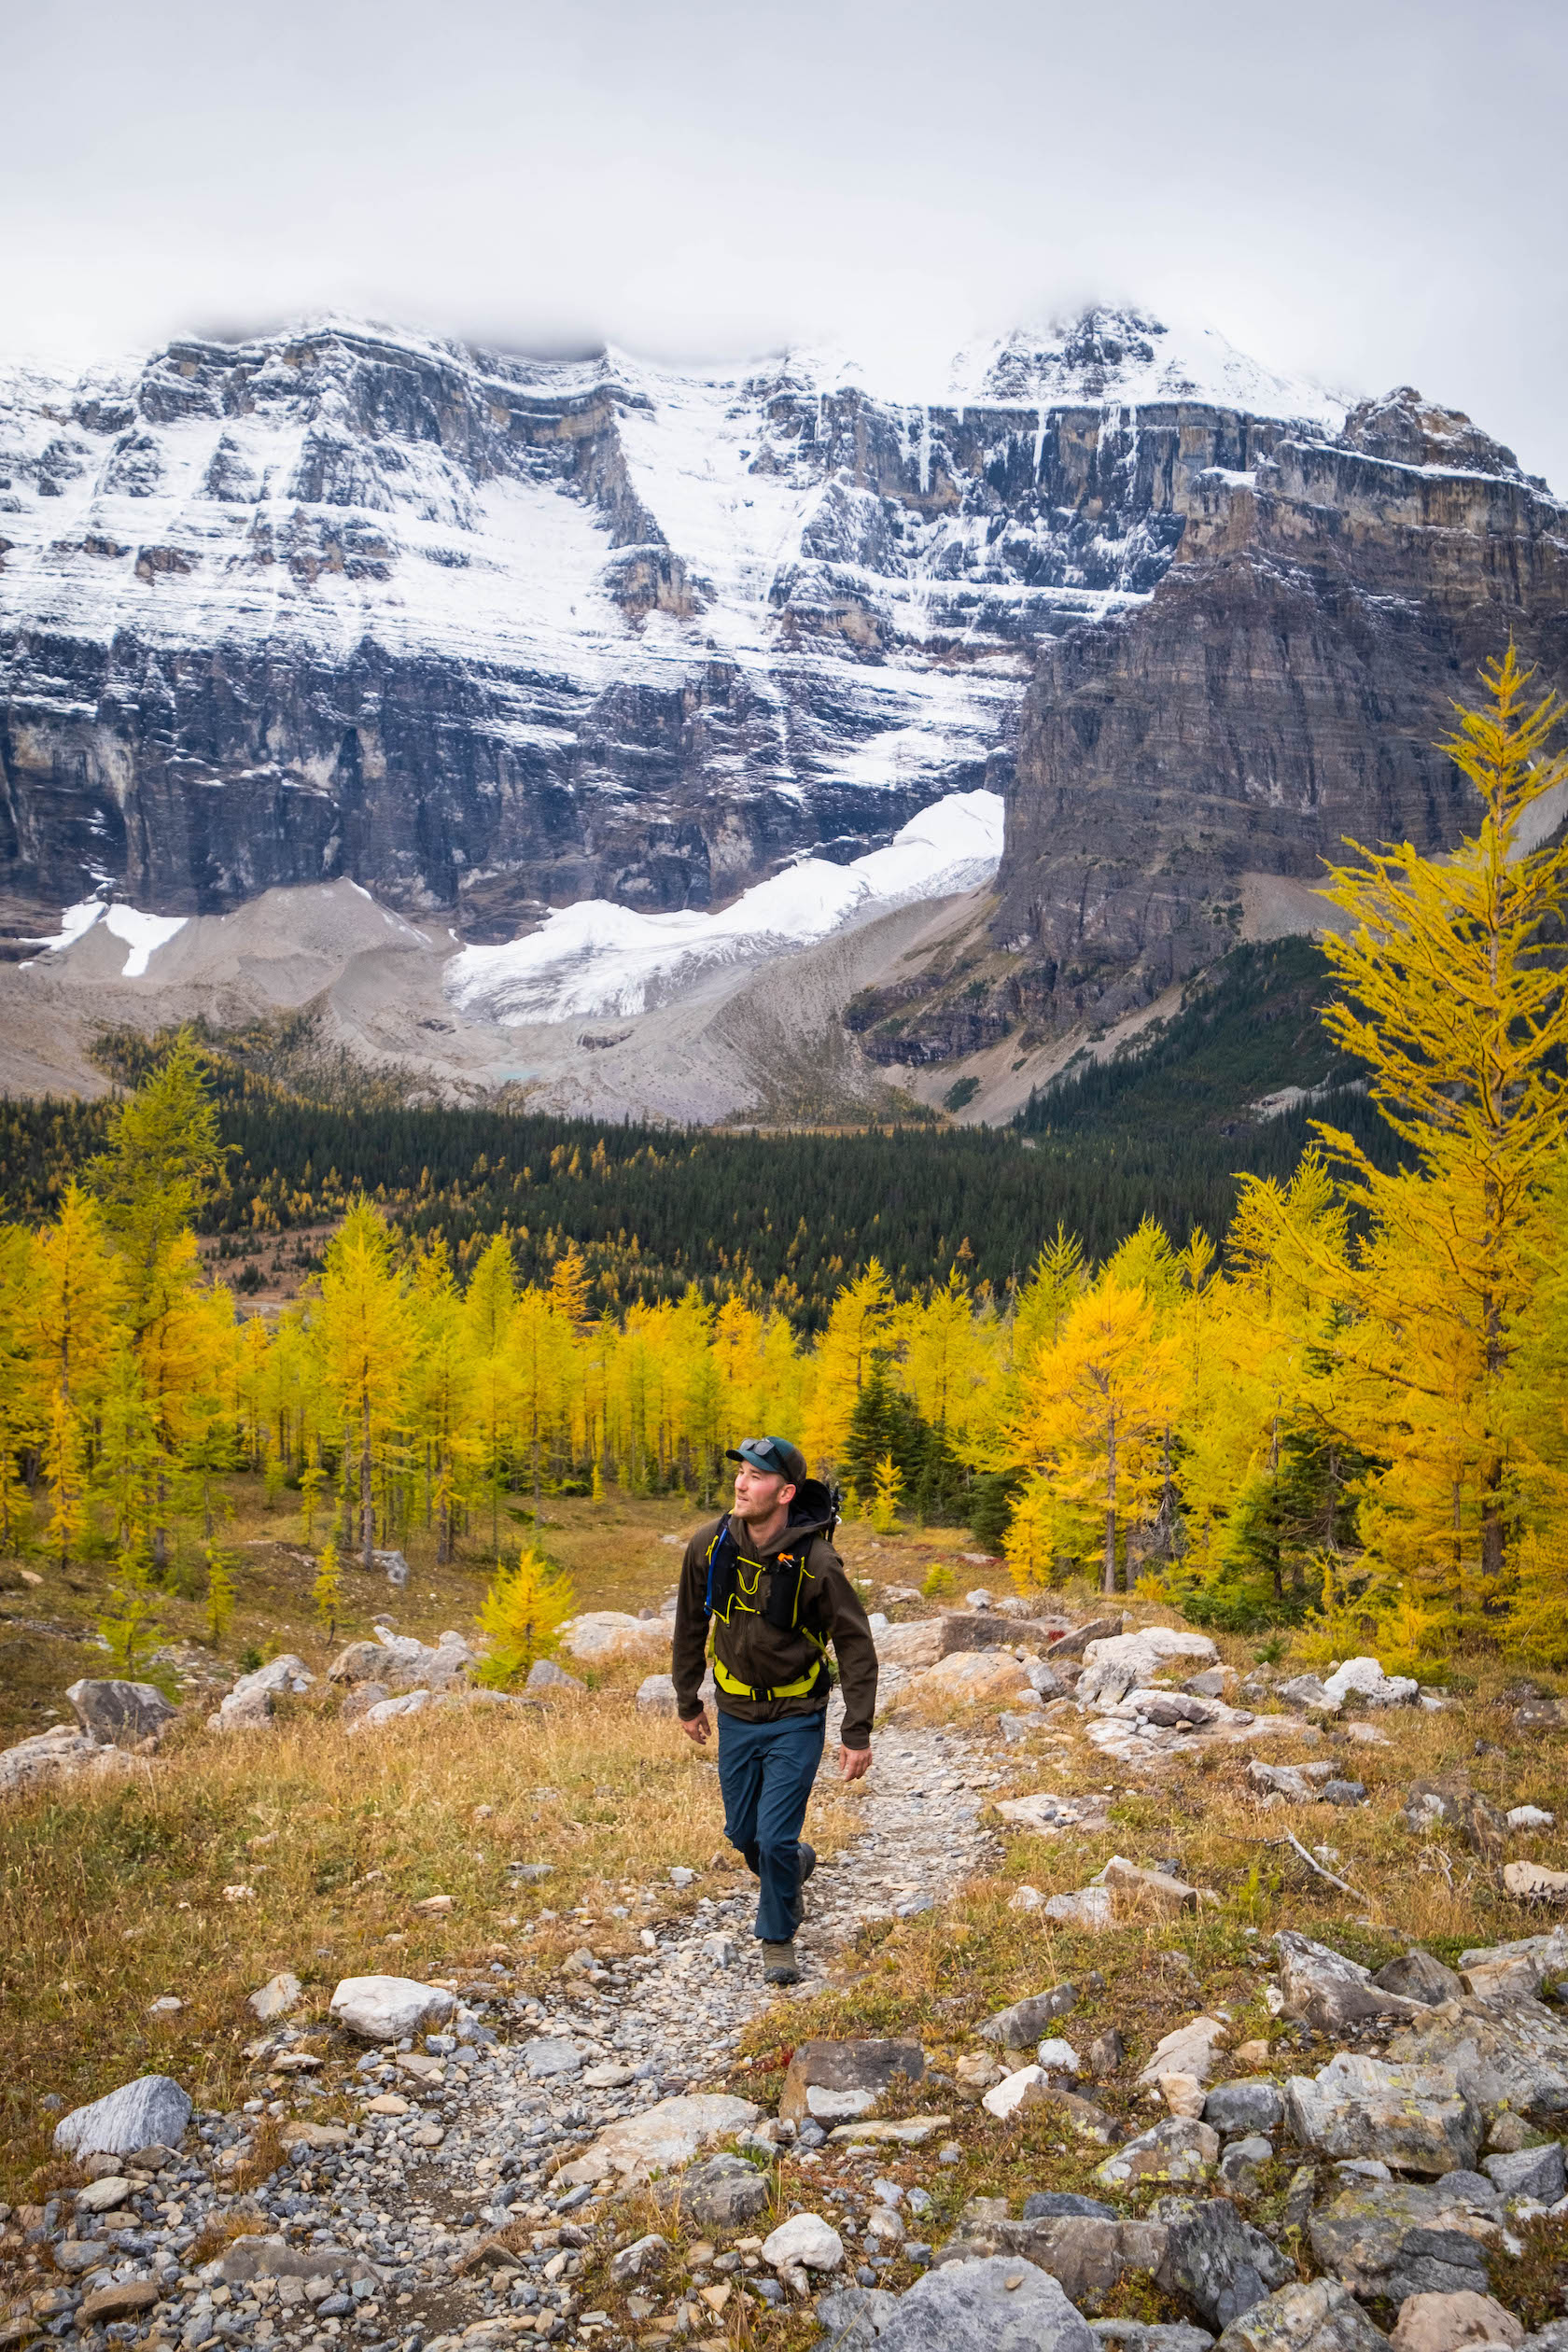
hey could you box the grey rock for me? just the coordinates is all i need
[1218,2137,1275,2195]
[1284,2052,1479,2177]
[1203,2080,1283,2137]
[1388,1995,1568,2115]
[525,1659,584,1691]
[818,2288,899,2347]
[247,1972,302,2023]
[1282,2166,1318,2234]
[677,2152,771,2229]
[873,2254,1098,2352]
[1022,2193,1115,2220]
[935,2219,1167,2316]
[980,1986,1079,2048]
[328,1976,455,2040]
[1216,2279,1393,2352]
[1087,2029,1127,2079]
[1093,2329,1215,2352]
[65,1679,177,1748]
[1156,2200,1296,2331]
[1308,2180,1495,2302]
[54,2075,192,2158]
[523,2036,582,2079]
[1274,1931,1424,2032]
[609,2235,668,2287]
[781,2039,925,2125]
[1276,1677,1338,1715]
[1480,2142,1564,2202]
[1095,2118,1219,2190]
[1184,1672,1229,1700]
[1372,1953,1464,2009]
[1453,1930,1568,2004]
[1322,1781,1367,1807]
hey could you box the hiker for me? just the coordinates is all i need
[671,1435,877,1984]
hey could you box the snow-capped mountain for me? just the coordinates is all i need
[0,306,1340,941]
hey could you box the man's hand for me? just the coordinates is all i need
[840,1743,873,1782]
[680,1708,711,1744]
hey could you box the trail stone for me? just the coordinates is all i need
[997,1793,1113,1836]
[1096,2118,1219,2190]
[1138,2016,1229,2087]
[54,2073,191,2156]
[1043,1887,1115,1930]
[1216,2279,1393,2352]
[763,2213,844,2272]
[983,2065,1048,2121]
[525,1658,584,1690]
[1373,1953,1464,2009]
[1155,2200,1297,2331]
[780,2039,925,2124]
[676,2152,771,2228]
[987,2219,1169,2313]
[1285,2051,1479,2175]
[78,2284,160,2325]
[1204,2080,1283,2136]
[1481,2141,1564,2201]
[1088,2029,1127,2079]
[0,1724,136,1797]
[1046,1617,1126,1660]
[329,1975,455,2040]
[1274,1931,1424,2032]
[1387,1994,1568,2113]
[873,2255,1097,2352]
[208,1654,313,1731]
[248,1970,302,2022]
[1099,1857,1200,1915]
[1322,1659,1418,1708]
[1076,1630,1219,1711]
[1307,2180,1496,2302]
[1277,1677,1338,1715]
[574,2093,759,2182]
[609,2235,668,2287]
[1219,2136,1274,2194]
[1389,2293,1525,2352]
[818,2287,898,2347]
[1092,2329,1215,2352]
[65,1679,176,1747]
[74,2176,133,2213]
[559,1612,670,1665]
[910,1651,1031,1706]
[980,1985,1079,2047]
[1456,1931,1568,2000]
[522,2035,582,2077]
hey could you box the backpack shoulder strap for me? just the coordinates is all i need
[702,1515,733,1617]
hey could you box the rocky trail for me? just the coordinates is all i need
[7,1608,1568,2352]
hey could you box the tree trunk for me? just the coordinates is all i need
[360,1389,374,1571]
[1103,1420,1118,1595]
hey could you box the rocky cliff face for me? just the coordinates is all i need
[847,386,1568,1071]
[0,310,1339,943]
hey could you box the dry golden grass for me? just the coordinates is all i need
[0,1687,865,2199]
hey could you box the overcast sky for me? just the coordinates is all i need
[6,0,1566,485]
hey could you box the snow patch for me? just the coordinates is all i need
[30,901,188,975]
[449,789,1003,1024]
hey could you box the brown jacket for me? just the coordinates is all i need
[672,1503,879,1749]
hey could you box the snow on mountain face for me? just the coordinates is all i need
[0,308,1342,941]
[447,786,1003,1022]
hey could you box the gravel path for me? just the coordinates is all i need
[43,1712,1001,2352]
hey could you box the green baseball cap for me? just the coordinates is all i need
[725,1435,807,1487]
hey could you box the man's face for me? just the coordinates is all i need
[734,1463,792,1521]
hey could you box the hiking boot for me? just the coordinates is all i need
[790,1842,817,1933]
[763,1939,802,1985]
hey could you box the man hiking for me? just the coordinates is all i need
[672,1435,877,1984]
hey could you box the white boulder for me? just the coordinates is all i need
[762,2211,845,2271]
[559,1612,670,1665]
[329,1975,456,2040]
[1075,1627,1218,1710]
[208,1655,313,1733]
[54,2073,192,2156]
[1322,1656,1418,1708]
